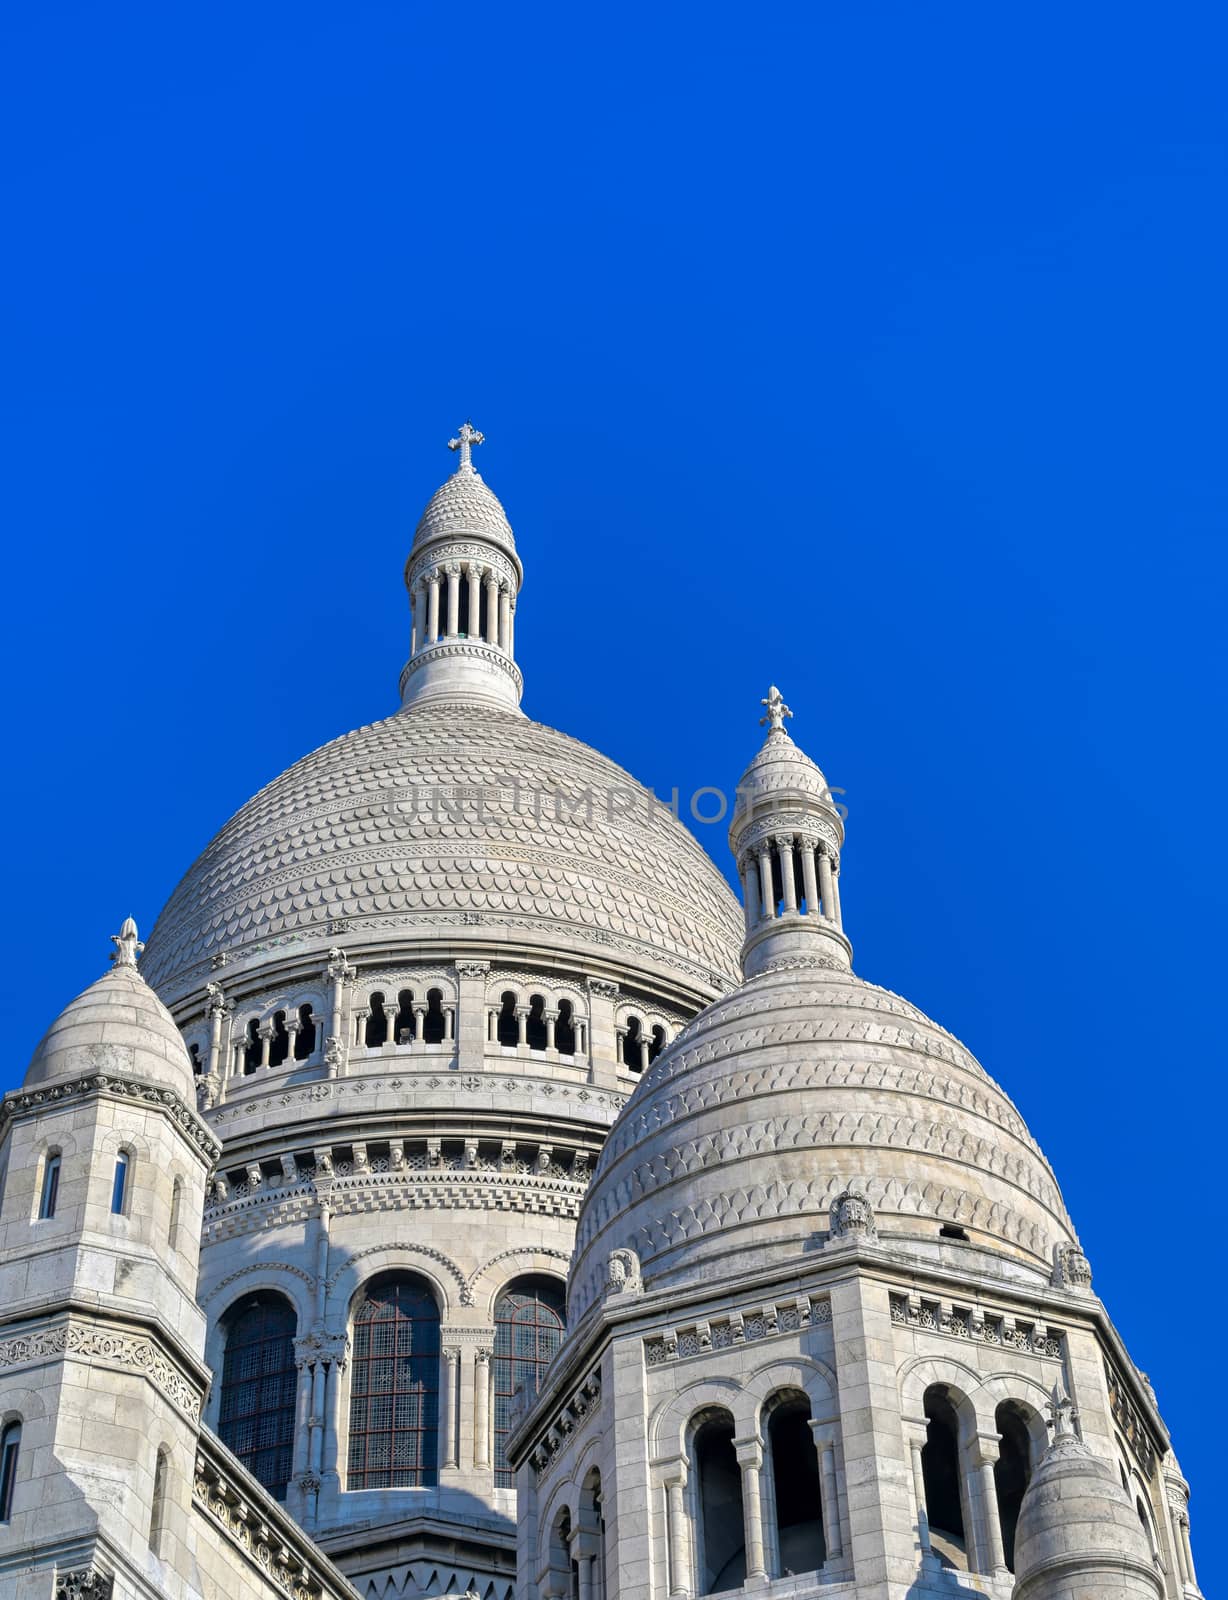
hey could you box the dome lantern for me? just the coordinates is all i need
[399,422,526,714]
[728,686,851,978]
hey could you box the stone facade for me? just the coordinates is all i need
[0,431,1204,1600]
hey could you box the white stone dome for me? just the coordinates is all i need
[141,700,745,1000]
[411,466,517,562]
[569,957,1078,1320]
[26,955,196,1100]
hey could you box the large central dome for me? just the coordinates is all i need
[141,700,744,1000]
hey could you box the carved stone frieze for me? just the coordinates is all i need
[888,1292,1063,1358]
[526,1368,602,1478]
[56,1571,114,1600]
[0,1071,221,1161]
[644,1294,830,1367]
[0,1318,203,1420]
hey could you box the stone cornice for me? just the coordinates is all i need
[0,1072,220,1163]
[194,1430,360,1600]
[0,1310,207,1422]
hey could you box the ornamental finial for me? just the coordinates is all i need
[759,685,792,734]
[1047,1378,1079,1443]
[110,916,143,969]
[448,420,485,472]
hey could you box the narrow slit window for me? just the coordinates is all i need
[111,1152,130,1215]
[0,1421,20,1522]
[39,1154,61,1220]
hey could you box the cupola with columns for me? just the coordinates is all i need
[399,421,526,713]
[729,686,850,978]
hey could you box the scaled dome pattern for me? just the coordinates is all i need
[413,466,517,558]
[141,701,744,998]
[26,963,196,1100]
[570,959,1077,1318]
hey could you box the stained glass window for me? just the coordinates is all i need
[348,1274,440,1489]
[218,1294,297,1500]
[493,1278,565,1486]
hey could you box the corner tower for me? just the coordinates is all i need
[399,422,525,712]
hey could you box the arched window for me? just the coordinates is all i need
[243,1019,260,1074]
[268,1010,290,1068]
[994,1402,1033,1573]
[556,1000,576,1056]
[497,992,519,1047]
[423,988,446,1045]
[622,1018,643,1070]
[493,1277,565,1486]
[921,1387,967,1570]
[38,1151,61,1219]
[526,995,548,1052]
[767,1395,825,1575]
[348,1274,440,1489]
[294,1003,317,1059]
[218,1294,297,1500]
[693,1410,745,1593]
[395,990,416,1044]
[111,1150,130,1215]
[365,992,388,1048]
[149,1446,169,1554]
[188,1042,203,1075]
[0,1421,20,1522]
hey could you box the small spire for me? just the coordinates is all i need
[759,685,793,734]
[448,420,485,473]
[110,916,144,969]
[1047,1378,1079,1443]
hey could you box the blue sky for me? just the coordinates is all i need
[2,1,1224,1578]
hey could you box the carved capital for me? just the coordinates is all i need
[56,1571,114,1600]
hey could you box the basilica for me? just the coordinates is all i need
[0,429,1202,1600]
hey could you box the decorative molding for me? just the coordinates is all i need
[465,1246,571,1301]
[325,1241,471,1305]
[56,1571,114,1600]
[889,1293,1063,1358]
[0,1072,220,1161]
[0,1318,203,1419]
[1105,1357,1158,1480]
[526,1368,602,1478]
[201,1261,318,1307]
[645,1295,830,1367]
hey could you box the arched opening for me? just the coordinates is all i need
[365,992,388,1048]
[111,1150,130,1215]
[149,1446,169,1554]
[994,1403,1033,1573]
[218,1293,297,1500]
[169,1177,183,1245]
[477,580,490,640]
[578,1467,606,1600]
[348,1273,440,1488]
[650,1024,667,1062]
[394,989,416,1043]
[693,1410,745,1593]
[547,1507,576,1600]
[556,999,576,1056]
[622,1018,643,1070]
[294,1003,316,1059]
[38,1150,61,1220]
[458,574,471,636]
[767,1395,825,1575]
[0,1420,20,1522]
[243,1019,260,1074]
[268,1010,290,1068]
[497,992,519,1047]
[526,995,548,1052]
[188,1042,202,1075]
[423,988,446,1045]
[493,1276,565,1486]
[921,1387,967,1570]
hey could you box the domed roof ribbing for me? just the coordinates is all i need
[26,919,196,1100]
[569,959,1077,1318]
[140,702,745,999]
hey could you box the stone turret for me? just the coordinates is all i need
[399,421,526,712]
[1013,1384,1163,1600]
[0,919,217,1599]
[729,686,850,977]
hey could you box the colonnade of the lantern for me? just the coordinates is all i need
[738,833,843,936]
[409,558,516,658]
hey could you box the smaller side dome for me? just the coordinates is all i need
[25,919,196,1101]
[1013,1385,1162,1600]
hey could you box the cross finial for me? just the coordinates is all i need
[759,685,793,734]
[448,420,485,472]
[110,916,143,969]
[1047,1379,1079,1443]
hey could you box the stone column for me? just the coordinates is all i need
[321,1342,348,1492]
[808,1425,843,1562]
[413,1005,425,1043]
[817,849,836,922]
[970,1434,1007,1575]
[467,563,483,638]
[410,580,421,655]
[830,862,843,928]
[777,836,798,913]
[801,844,820,918]
[1180,1514,1200,1592]
[291,1350,314,1481]
[638,1032,652,1074]
[309,1356,327,1474]
[440,1345,461,1469]
[660,1457,691,1599]
[485,571,500,645]
[426,573,441,643]
[258,1022,274,1069]
[734,1436,767,1580]
[571,1528,600,1600]
[445,563,461,637]
[474,1347,492,1468]
[907,1427,933,1558]
[757,845,774,922]
[498,583,511,650]
[231,1037,246,1078]
[285,1017,301,1062]
[516,1006,529,1047]
[740,862,759,933]
[507,598,516,655]
[585,978,619,1084]
[544,1009,558,1052]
